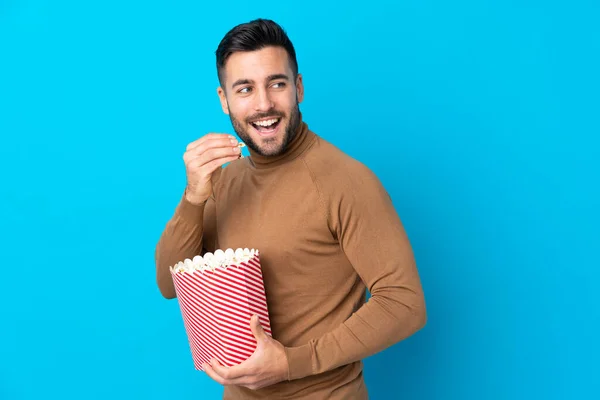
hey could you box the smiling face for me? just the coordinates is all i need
[217,46,304,157]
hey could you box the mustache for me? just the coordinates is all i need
[246,111,285,123]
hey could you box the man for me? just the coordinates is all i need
[155,18,426,399]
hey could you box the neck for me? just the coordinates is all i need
[247,117,313,169]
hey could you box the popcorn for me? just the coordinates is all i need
[170,247,258,274]
[169,247,272,371]
[237,142,246,159]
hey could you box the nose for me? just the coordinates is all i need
[254,87,274,112]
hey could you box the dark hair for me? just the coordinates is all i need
[215,19,298,86]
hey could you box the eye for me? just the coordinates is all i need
[271,82,286,89]
[238,87,252,94]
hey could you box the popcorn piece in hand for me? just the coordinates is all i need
[237,142,246,159]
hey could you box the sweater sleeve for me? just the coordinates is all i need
[284,160,427,380]
[154,193,218,299]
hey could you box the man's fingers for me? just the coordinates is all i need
[209,359,231,379]
[188,153,240,174]
[250,314,268,343]
[184,140,241,167]
[184,137,234,162]
[210,359,246,381]
[191,146,241,167]
[186,133,235,150]
[203,362,229,385]
[206,155,242,172]
[205,359,255,387]
[186,134,236,153]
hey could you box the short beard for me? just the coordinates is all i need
[229,102,301,157]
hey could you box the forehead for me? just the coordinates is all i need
[223,46,292,86]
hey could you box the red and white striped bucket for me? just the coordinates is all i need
[170,252,272,370]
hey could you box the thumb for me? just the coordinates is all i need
[250,314,268,342]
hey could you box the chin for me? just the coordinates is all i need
[255,139,286,156]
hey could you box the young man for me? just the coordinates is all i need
[155,18,427,400]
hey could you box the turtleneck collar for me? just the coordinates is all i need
[246,115,314,170]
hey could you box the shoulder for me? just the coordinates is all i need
[303,133,395,236]
[303,134,383,194]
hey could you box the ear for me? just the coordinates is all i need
[295,73,304,104]
[216,86,229,115]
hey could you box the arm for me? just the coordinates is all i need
[154,192,217,299]
[284,161,427,380]
[154,132,236,299]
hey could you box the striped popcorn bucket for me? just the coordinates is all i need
[170,251,272,370]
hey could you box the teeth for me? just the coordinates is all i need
[254,118,279,127]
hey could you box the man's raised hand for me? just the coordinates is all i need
[183,133,242,205]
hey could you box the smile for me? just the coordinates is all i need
[250,118,282,136]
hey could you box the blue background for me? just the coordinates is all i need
[1,1,598,399]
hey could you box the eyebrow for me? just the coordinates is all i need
[231,74,290,89]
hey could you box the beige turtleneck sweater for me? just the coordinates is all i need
[154,119,427,399]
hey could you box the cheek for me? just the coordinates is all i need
[228,101,250,120]
[280,92,298,109]
[242,94,261,107]
[268,98,292,115]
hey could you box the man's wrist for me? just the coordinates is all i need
[184,187,208,206]
[176,190,207,223]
